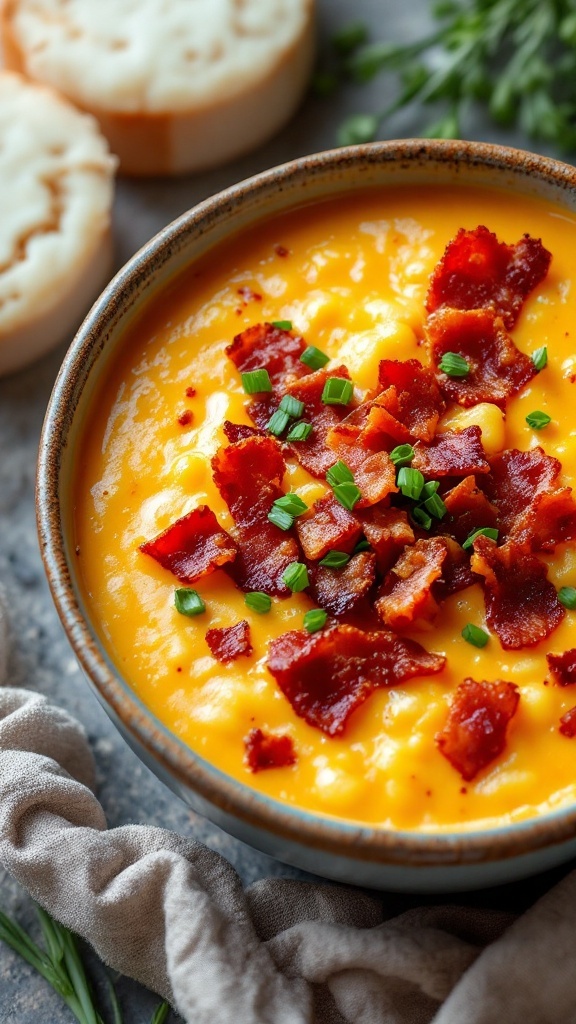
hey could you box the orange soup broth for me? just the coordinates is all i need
[75,184,576,832]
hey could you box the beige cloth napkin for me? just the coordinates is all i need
[1,589,575,1023]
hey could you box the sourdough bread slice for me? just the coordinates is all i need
[1,0,315,176]
[0,71,116,376]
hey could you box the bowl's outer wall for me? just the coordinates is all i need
[38,140,576,891]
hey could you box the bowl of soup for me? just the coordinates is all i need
[37,139,576,891]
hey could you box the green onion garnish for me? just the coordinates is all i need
[439,352,470,377]
[353,539,371,554]
[424,493,447,519]
[411,507,432,530]
[241,368,272,394]
[318,550,351,569]
[462,526,499,550]
[333,481,362,511]
[303,608,328,633]
[397,466,425,500]
[300,345,330,370]
[390,444,415,467]
[462,623,489,648]
[174,588,206,616]
[282,562,310,592]
[321,377,354,406]
[266,409,290,437]
[273,493,308,516]
[526,410,552,430]
[271,320,293,331]
[558,586,576,609]
[532,346,548,371]
[245,592,272,614]
[286,421,313,442]
[267,506,294,531]
[421,480,440,499]
[279,394,305,418]
[326,460,354,487]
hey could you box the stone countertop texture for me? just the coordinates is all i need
[0,1,572,1021]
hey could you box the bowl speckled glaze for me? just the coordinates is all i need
[37,139,576,892]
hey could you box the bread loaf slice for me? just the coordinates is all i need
[0,71,116,376]
[1,0,316,176]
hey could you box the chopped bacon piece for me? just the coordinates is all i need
[442,475,499,545]
[212,436,298,594]
[436,678,520,781]
[326,407,399,507]
[267,624,445,736]
[375,537,447,631]
[206,620,252,663]
[140,505,237,584]
[428,308,537,409]
[559,707,576,738]
[547,649,576,687]
[226,321,308,425]
[296,492,362,561]
[426,225,551,328]
[523,489,576,552]
[433,537,477,599]
[377,359,445,442]
[308,551,376,617]
[358,507,415,574]
[223,421,266,444]
[471,536,564,649]
[412,426,490,478]
[283,365,354,476]
[244,728,297,771]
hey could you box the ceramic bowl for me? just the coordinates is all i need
[37,139,576,892]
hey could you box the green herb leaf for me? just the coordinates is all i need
[332,21,369,56]
[337,113,380,146]
[279,394,305,418]
[462,526,499,550]
[333,481,362,511]
[273,493,308,516]
[526,410,552,430]
[245,591,272,614]
[267,506,294,531]
[321,377,354,406]
[532,346,548,371]
[353,538,371,554]
[558,586,576,609]
[438,352,470,377]
[241,368,272,394]
[397,466,425,500]
[390,444,415,466]
[271,320,293,331]
[286,420,313,442]
[282,562,310,592]
[266,409,290,437]
[174,588,206,616]
[300,345,329,370]
[303,608,328,633]
[462,623,490,647]
[319,550,351,569]
[326,460,354,487]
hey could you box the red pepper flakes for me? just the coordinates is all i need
[237,286,263,303]
[412,426,490,478]
[375,537,447,631]
[206,620,252,663]
[437,678,520,781]
[296,492,362,561]
[177,409,193,426]
[274,244,290,258]
[244,728,296,771]
[185,386,196,398]
[377,358,445,443]
[559,707,576,738]
[547,649,576,687]
[140,505,237,584]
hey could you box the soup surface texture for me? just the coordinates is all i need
[75,184,576,831]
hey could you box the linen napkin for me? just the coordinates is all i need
[1,586,575,1024]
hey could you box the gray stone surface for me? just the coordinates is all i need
[0,1,572,1021]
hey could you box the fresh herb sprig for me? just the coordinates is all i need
[321,3,576,152]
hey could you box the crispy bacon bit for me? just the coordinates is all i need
[443,475,499,545]
[177,409,193,426]
[376,537,447,631]
[377,359,446,442]
[206,620,252,663]
[326,407,399,507]
[471,536,564,649]
[412,426,490,478]
[140,505,237,584]
[284,365,353,476]
[185,386,196,398]
[244,728,296,771]
[308,551,376,617]
[437,678,520,781]
[547,649,576,687]
[212,436,298,594]
[426,226,551,328]
[226,321,308,389]
[296,492,362,561]
[433,537,476,599]
[559,707,576,738]
[237,286,262,303]
[223,421,266,444]
[523,489,576,552]
[428,308,537,409]
[359,507,415,574]
[267,624,445,736]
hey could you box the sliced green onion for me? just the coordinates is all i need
[303,608,328,633]
[319,550,351,569]
[282,562,310,592]
[424,493,447,519]
[558,586,576,609]
[267,507,294,531]
[273,493,308,516]
[397,466,425,500]
[245,592,272,614]
[333,481,362,511]
[462,623,489,648]
[389,444,415,467]
[326,460,354,487]
[266,409,290,437]
[421,480,440,499]
[462,526,499,550]
[300,345,330,370]
[279,394,305,418]
[174,588,206,616]
[286,420,313,442]
[439,352,470,378]
[526,410,552,430]
[271,320,293,331]
[411,507,432,530]
[321,377,354,406]
[241,368,272,394]
[353,539,371,554]
[532,346,548,371]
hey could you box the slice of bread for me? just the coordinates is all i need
[0,71,116,376]
[1,0,316,176]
